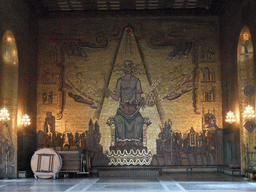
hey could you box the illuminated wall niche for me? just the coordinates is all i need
[237,26,255,172]
[0,30,19,177]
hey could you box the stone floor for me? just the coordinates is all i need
[0,172,255,192]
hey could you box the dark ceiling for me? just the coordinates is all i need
[27,0,226,17]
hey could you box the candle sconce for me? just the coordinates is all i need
[21,114,31,127]
[225,111,236,124]
[243,105,255,120]
[243,105,256,132]
[0,107,10,125]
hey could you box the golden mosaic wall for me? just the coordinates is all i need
[37,16,222,155]
[0,30,19,177]
[237,26,255,173]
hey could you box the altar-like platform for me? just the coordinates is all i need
[94,165,223,178]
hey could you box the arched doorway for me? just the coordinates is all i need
[0,30,19,178]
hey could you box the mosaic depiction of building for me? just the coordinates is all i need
[36,16,223,166]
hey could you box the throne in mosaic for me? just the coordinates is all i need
[106,116,151,151]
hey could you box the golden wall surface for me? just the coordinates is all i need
[237,26,255,173]
[37,16,222,155]
[0,30,18,177]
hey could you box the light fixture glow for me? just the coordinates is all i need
[243,105,255,119]
[21,114,31,126]
[225,111,236,123]
[0,108,10,122]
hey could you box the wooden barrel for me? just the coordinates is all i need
[31,148,62,179]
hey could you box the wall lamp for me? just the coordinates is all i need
[21,114,31,126]
[225,111,236,124]
[243,105,255,120]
